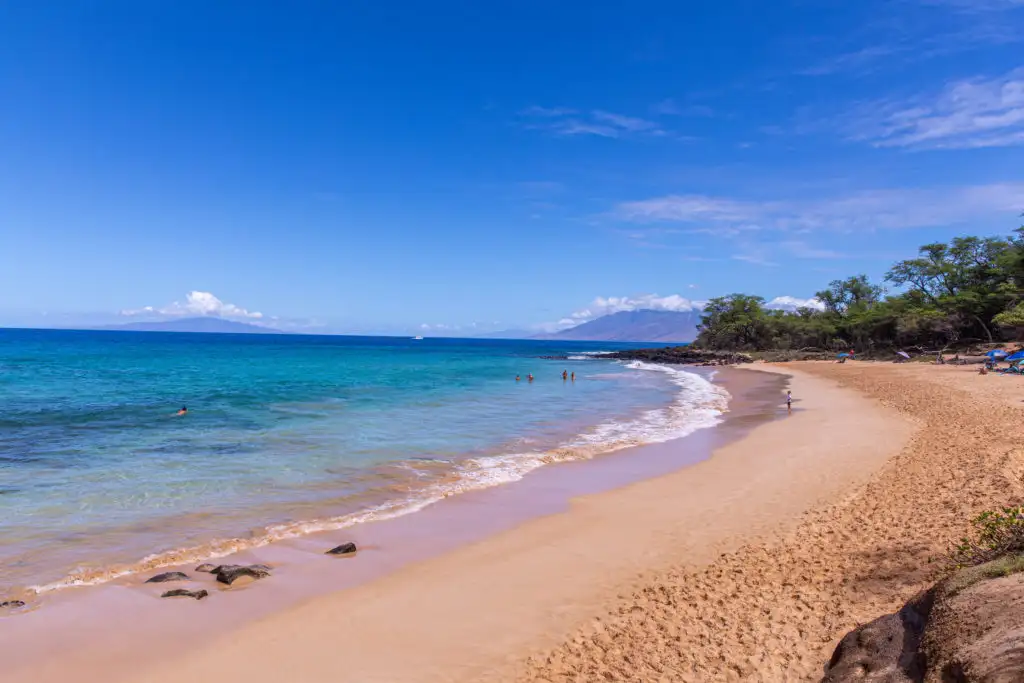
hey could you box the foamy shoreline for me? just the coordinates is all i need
[0,364,782,682]
[12,360,728,599]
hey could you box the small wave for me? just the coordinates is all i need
[29,363,730,595]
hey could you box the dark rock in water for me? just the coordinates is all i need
[1,600,26,608]
[595,347,752,366]
[195,563,218,573]
[161,589,208,600]
[145,571,190,584]
[326,542,357,556]
[538,355,569,360]
[822,553,1024,683]
[214,564,272,586]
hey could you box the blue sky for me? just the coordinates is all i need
[1,0,1023,335]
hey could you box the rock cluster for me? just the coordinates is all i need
[822,554,1024,682]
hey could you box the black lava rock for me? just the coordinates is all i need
[326,542,358,556]
[161,589,209,600]
[214,564,272,586]
[145,571,190,583]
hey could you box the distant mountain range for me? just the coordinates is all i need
[99,317,284,334]
[535,309,701,342]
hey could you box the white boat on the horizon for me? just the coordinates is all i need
[412,335,424,340]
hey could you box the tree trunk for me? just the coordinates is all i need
[972,315,994,344]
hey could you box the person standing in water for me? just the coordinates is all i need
[571,371,575,382]
[528,374,534,382]
[515,375,520,382]
[562,370,568,381]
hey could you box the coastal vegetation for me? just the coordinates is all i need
[694,228,1024,354]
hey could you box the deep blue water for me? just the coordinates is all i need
[0,329,723,596]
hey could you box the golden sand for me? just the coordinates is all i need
[518,363,1024,681]
[9,363,1020,683]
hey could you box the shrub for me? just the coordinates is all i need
[948,506,1024,569]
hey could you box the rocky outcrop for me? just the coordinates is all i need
[145,571,190,583]
[595,347,753,366]
[213,564,272,586]
[160,589,208,600]
[1,600,25,609]
[823,554,1024,682]
[326,542,357,556]
[195,563,218,573]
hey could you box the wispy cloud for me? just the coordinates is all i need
[731,253,779,267]
[651,99,715,117]
[781,240,844,259]
[615,183,1024,232]
[520,106,666,139]
[121,291,264,320]
[848,67,1024,149]
[921,0,1024,11]
[800,45,904,77]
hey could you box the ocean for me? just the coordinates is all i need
[0,329,728,599]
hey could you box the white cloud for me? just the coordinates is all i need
[121,291,263,320]
[767,296,826,312]
[520,107,666,139]
[849,67,1024,149]
[614,183,1024,233]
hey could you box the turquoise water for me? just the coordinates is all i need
[0,329,727,597]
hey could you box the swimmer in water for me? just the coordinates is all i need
[571,371,575,382]
[562,370,568,381]
[176,406,187,416]
[515,375,520,382]
[528,374,534,382]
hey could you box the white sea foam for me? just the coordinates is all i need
[30,361,730,595]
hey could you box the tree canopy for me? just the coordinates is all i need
[694,227,1024,352]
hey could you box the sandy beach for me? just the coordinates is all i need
[6,361,1022,682]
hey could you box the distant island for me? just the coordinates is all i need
[534,309,700,343]
[99,317,284,334]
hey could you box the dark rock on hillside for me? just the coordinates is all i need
[326,542,357,556]
[822,591,932,682]
[822,554,1024,682]
[161,589,208,600]
[145,571,190,583]
[213,564,272,586]
[596,347,753,366]
[1,600,26,609]
[195,563,218,573]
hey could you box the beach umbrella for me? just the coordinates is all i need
[986,349,1008,358]
[1007,350,1024,362]
[897,351,910,359]
[837,352,850,358]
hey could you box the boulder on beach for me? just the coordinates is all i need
[326,542,357,556]
[1,600,26,609]
[144,571,190,584]
[195,563,218,573]
[822,553,1024,682]
[160,589,208,600]
[213,564,272,586]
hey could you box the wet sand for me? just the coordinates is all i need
[1,362,918,682]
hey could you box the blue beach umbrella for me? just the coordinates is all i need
[1007,350,1024,362]
[836,352,850,358]
[986,349,1008,358]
